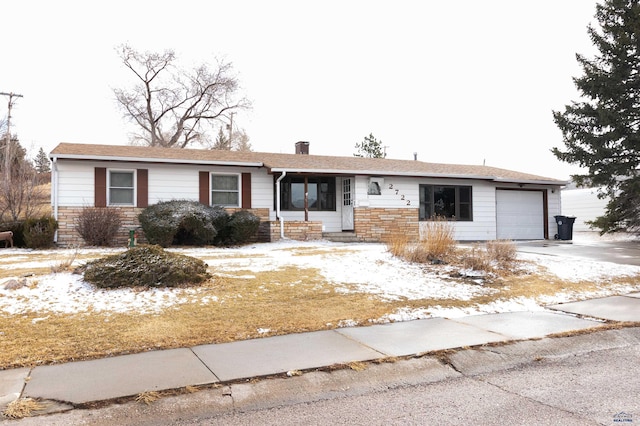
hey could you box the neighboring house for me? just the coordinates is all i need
[561,186,609,232]
[49,142,566,246]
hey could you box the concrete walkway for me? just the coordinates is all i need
[2,293,639,417]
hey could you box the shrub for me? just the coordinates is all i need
[385,233,411,258]
[139,200,259,247]
[210,206,231,245]
[485,240,517,265]
[173,210,217,246]
[51,247,80,273]
[138,201,181,247]
[75,207,122,246]
[139,200,222,247]
[460,240,518,273]
[83,245,210,288]
[226,210,260,245]
[461,243,492,272]
[418,217,456,262]
[23,216,58,249]
[385,219,456,264]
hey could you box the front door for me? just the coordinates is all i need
[342,177,354,231]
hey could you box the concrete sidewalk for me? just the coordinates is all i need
[2,293,640,418]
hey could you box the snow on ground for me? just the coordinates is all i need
[0,232,639,322]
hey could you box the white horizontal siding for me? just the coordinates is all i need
[354,176,419,209]
[453,182,496,240]
[56,161,97,206]
[561,187,607,232]
[55,160,272,208]
[148,165,199,203]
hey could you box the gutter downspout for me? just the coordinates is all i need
[52,156,59,243]
[275,171,287,239]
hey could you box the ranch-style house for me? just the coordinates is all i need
[49,142,566,246]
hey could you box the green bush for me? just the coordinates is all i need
[83,245,210,289]
[138,200,260,247]
[226,210,260,245]
[173,210,217,246]
[23,216,58,249]
[138,201,181,247]
[210,206,231,245]
[75,207,122,246]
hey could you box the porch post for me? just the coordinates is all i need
[304,176,309,221]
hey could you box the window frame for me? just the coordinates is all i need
[210,173,241,207]
[279,176,336,211]
[107,169,136,206]
[419,184,473,221]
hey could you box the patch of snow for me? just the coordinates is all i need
[0,239,639,322]
[518,252,640,281]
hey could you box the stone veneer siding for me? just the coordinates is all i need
[269,220,323,241]
[56,206,144,247]
[56,206,272,247]
[353,207,419,242]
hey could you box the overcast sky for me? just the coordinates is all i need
[2,1,600,180]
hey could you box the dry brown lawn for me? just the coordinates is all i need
[0,245,638,370]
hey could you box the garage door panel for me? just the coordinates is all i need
[496,190,544,240]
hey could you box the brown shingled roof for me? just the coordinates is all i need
[50,142,566,185]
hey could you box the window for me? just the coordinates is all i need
[211,174,240,206]
[368,178,383,195]
[419,185,472,221]
[108,170,135,205]
[280,177,336,211]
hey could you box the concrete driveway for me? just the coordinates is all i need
[514,232,640,266]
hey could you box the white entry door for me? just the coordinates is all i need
[341,177,354,231]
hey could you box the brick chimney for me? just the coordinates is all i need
[295,141,310,155]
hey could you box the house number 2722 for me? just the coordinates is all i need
[388,184,411,205]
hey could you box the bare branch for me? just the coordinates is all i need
[114,45,250,148]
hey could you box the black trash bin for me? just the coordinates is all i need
[554,215,576,241]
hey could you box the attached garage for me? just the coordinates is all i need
[496,190,545,240]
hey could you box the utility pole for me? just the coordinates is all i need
[1,92,24,188]
[227,112,235,150]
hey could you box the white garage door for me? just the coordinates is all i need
[496,190,544,240]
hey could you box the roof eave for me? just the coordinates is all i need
[494,178,567,186]
[268,168,564,184]
[268,168,492,178]
[50,153,264,168]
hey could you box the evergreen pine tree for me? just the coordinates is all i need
[552,0,640,234]
[34,147,51,173]
[354,133,385,158]
[212,127,231,150]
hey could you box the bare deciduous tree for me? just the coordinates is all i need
[0,153,48,222]
[114,44,250,148]
[232,129,252,152]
